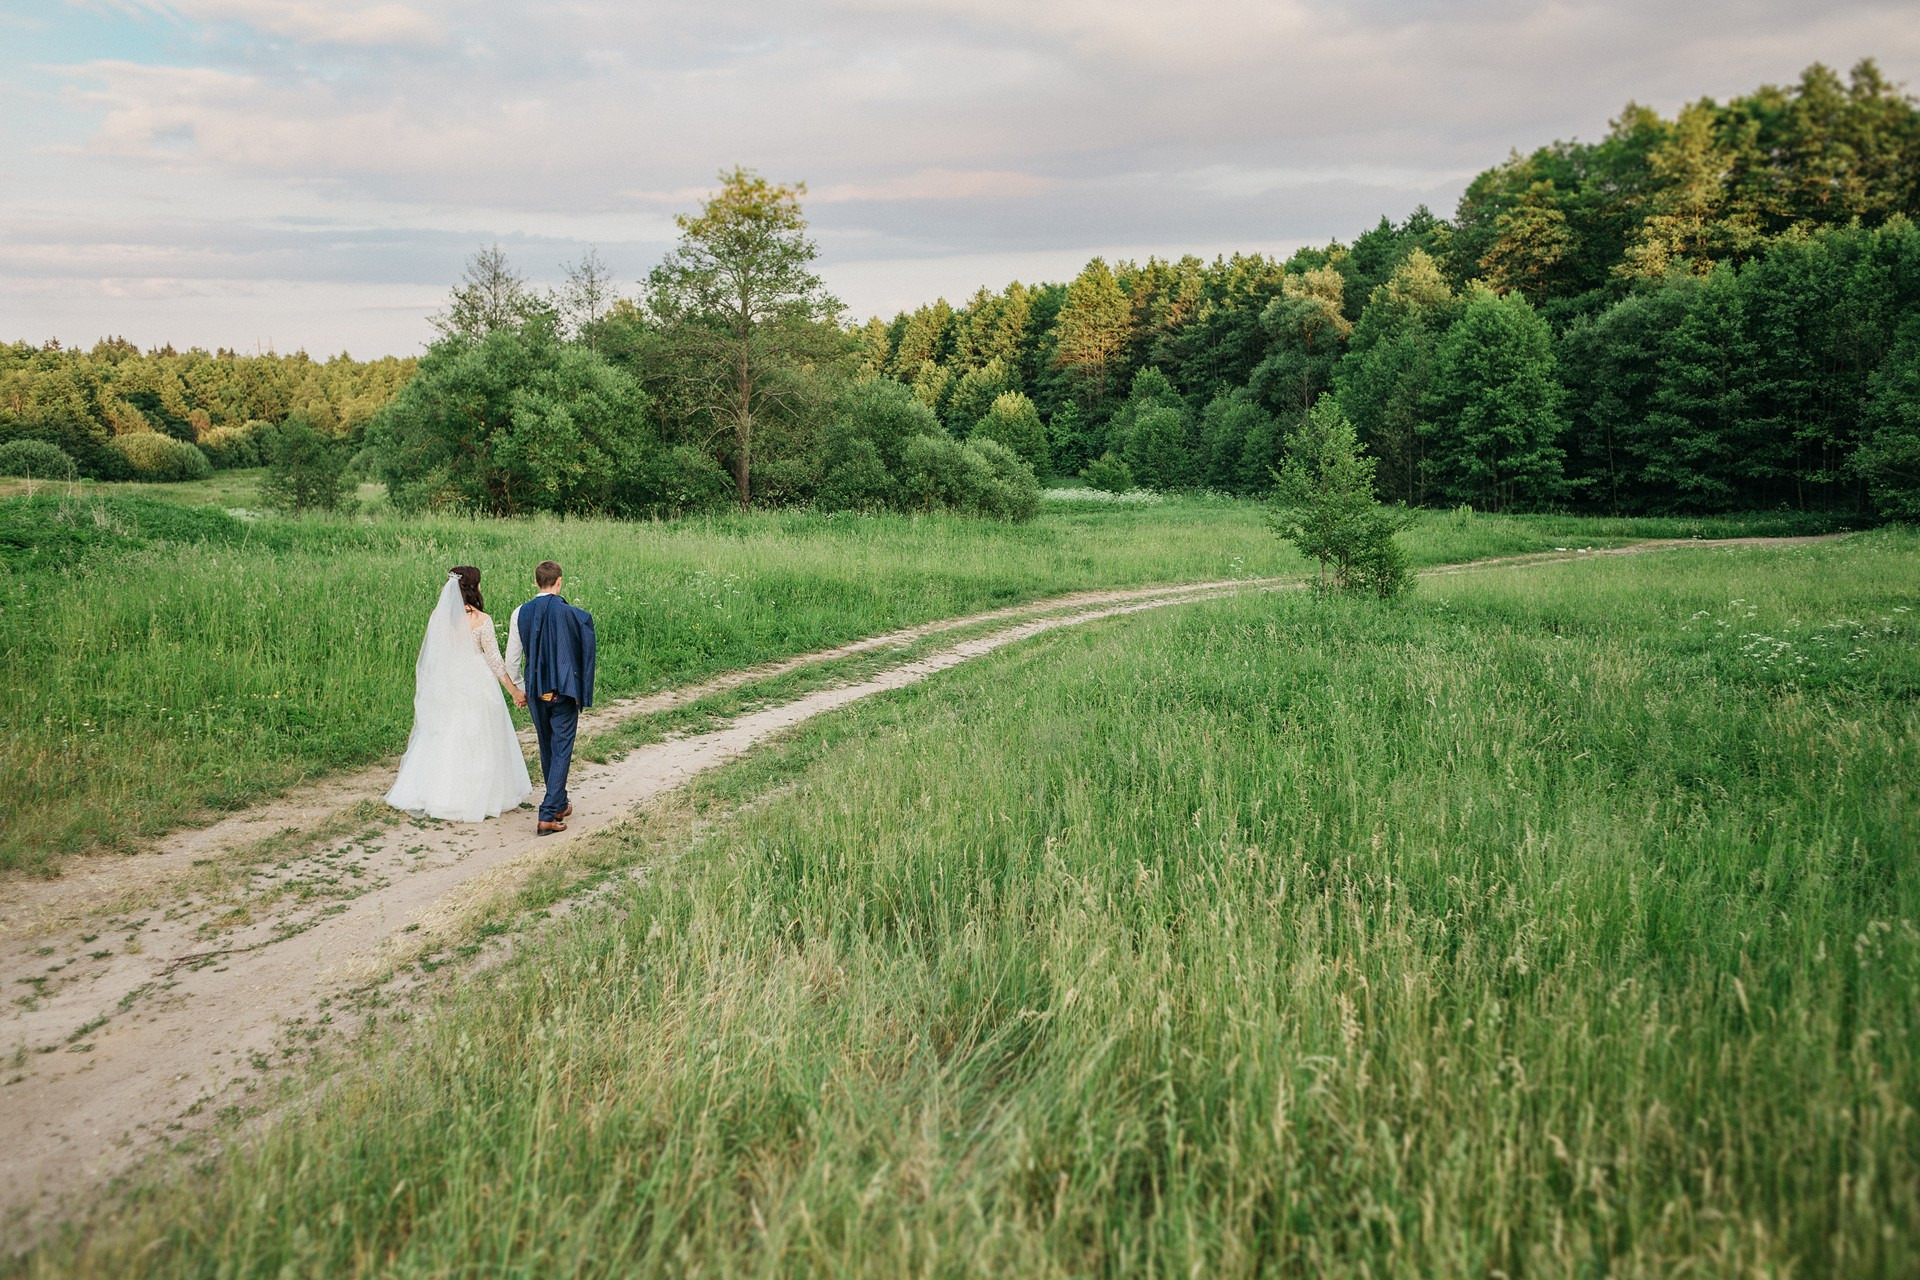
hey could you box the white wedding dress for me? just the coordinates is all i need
[385,574,534,821]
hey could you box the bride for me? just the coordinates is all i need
[385,566,533,821]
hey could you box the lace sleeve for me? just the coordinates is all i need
[473,618,514,687]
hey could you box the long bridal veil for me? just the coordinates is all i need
[385,573,533,822]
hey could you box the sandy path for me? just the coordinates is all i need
[0,534,1843,1235]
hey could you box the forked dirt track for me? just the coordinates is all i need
[0,535,1839,1236]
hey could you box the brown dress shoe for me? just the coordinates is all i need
[536,820,568,836]
[559,805,573,820]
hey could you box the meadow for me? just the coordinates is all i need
[13,525,1916,1276]
[0,475,1834,874]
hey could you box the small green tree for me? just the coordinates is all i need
[260,413,350,513]
[1123,405,1193,490]
[1270,396,1411,597]
[973,390,1049,473]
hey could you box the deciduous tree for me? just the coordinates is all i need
[434,245,547,340]
[646,168,844,506]
[1422,285,1568,510]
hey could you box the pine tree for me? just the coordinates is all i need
[1053,259,1133,413]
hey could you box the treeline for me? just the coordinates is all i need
[365,173,1046,521]
[0,338,416,480]
[9,59,1918,521]
[848,59,1920,516]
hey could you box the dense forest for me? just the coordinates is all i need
[835,58,1920,517]
[0,339,414,480]
[4,58,1917,518]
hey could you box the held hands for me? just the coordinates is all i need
[512,687,528,709]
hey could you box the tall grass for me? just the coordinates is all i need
[0,492,1297,872]
[23,530,1917,1275]
[5,485,1805,874]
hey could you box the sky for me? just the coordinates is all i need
[3,1,1917,359]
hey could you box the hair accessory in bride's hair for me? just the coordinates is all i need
[451,565,484,613]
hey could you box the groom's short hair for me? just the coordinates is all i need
[535,560,563,588]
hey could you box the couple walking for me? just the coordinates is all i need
[385,559,595,835]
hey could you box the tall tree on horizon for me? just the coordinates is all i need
[433,244,548,341]
[645,168,844,507]
[1053,259,1133,415]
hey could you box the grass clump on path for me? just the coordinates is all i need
[21,530,1917,1276]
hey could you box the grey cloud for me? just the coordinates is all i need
[6,0,1919,352]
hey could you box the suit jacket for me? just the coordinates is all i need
[515,592,596,707]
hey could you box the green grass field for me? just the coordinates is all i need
[16,527,1916,1275]
[1,478,1835,875]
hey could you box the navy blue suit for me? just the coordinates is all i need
[517,592,596,823]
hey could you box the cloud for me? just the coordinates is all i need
[93,0,444,47]
[813,168,1056,203]
[10,0,1920,353]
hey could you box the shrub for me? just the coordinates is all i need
[897,435,1040,521]
[198,422,264,470]
[1081,451,1135,493]
[898,434,971,512]
[260,415,351,513]
[615,444,733,518]
[818,378,940,465]
[0,439,77,481]
[962,436,1042,521]
[368,319,656,516]
[815,438,896,512]
[111,431,213,483]
[746,454,815,507]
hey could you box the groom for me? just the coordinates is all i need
[505,560,596,835]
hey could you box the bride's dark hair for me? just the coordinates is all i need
[451,566,484,612]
